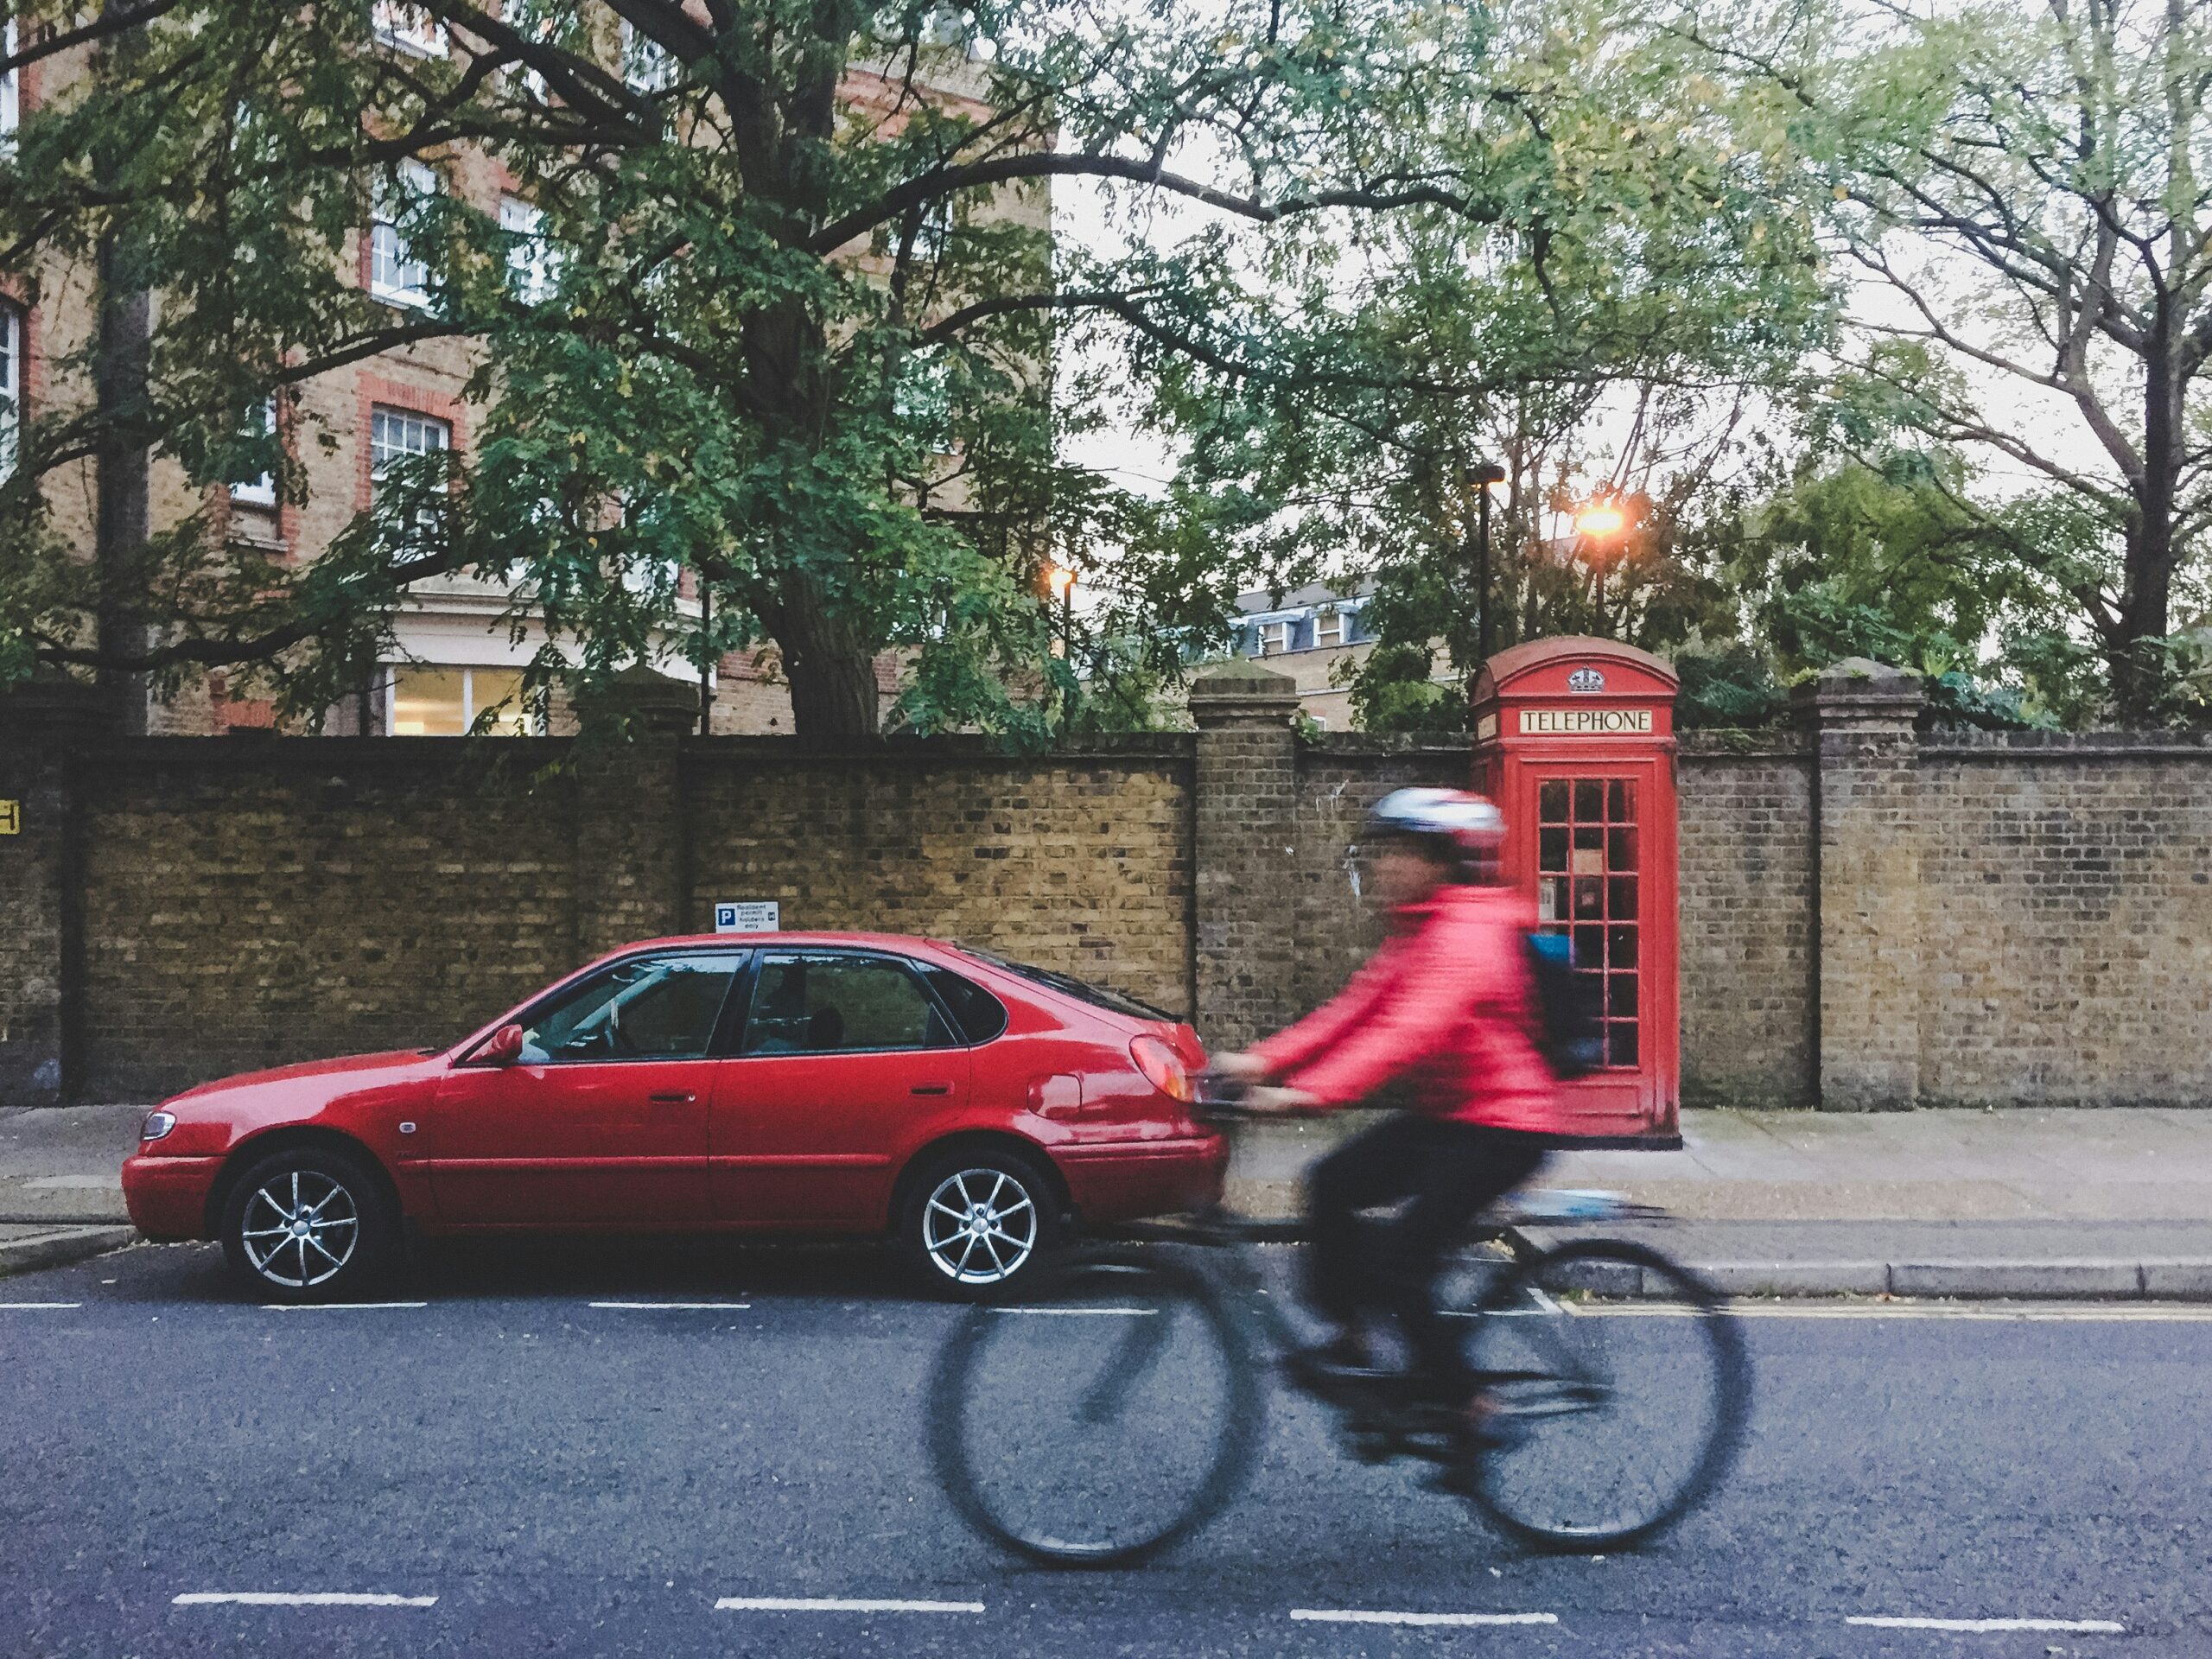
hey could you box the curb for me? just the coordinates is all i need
[0,1225,138,1280]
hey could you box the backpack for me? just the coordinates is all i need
[1524,931,1605,1080]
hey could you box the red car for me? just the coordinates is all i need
[122,934,1225,1302]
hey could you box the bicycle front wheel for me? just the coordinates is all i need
[926,1251,1261,1567]
[1463,1238,1750,1552]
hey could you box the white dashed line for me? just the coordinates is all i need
[990,1306,1159,1317]
[259,1301,429,1311]
[0,1301,82,1310]
[715,1598,984,1614]
[1291,1609,1559,1627]
[588,1302,753,1311]
[174,1592,437,1608]
[1847,1616,2126,1634]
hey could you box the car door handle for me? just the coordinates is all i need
[648,1090,696,1104]
[911,1083,952,1096]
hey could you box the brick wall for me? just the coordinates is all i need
[684,738,1195,1019]
[10,665,2212,1110]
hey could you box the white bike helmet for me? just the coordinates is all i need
[1362,787,1508,858]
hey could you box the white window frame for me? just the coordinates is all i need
[369,159,438,309]
[499,194,556,303]
[620,19,678,92]
[1257,620,1292,657]
[372,1,448,58]
[384,664,541,737]
[1,18,20,153]
[230,395,278,507]
[0,301,21,481]
[1315,607,1344,649]
[370,404,452,545]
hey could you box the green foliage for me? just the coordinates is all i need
[1344,640,1462,735]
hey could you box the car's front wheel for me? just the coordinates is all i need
[219,1146,397,1304]
[899,1148,1059,1300]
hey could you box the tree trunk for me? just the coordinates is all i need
[91,4,152,734]
[770,573,882,745]
[2112,346,2183,723]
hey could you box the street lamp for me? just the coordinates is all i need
[1466,461,1508,664]
[1046,563,1077,658]
[1572,499,1629,633]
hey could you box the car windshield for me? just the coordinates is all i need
[956,947,1178,1024]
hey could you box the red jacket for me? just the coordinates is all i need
[1250,883,1562,1134]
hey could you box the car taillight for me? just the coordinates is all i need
[1129,1034,1193,1103]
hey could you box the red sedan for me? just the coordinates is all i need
[122,934,1225,1302]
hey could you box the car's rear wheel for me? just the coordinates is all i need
[899,1148,1059,1300]
[219,1146,397,1305]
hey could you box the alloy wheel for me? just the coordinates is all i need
[238,1169,360,1289]
[921,1168,1039,1285]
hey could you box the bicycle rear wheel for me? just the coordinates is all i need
[926,1250,1260,1567]
[1462,1238,1749,1552]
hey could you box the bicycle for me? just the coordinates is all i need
[927,1086,1751,1567]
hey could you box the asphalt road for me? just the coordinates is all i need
[1,1237,2207,1658]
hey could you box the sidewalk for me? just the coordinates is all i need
[9,1101,2212,1295]
[1224,1106,2212,1300]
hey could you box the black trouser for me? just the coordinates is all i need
[1305,1114,1550,1397]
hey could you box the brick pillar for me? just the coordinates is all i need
[571,667,700,959]
[1189,659,1303,1051]
[1794,658,1925,1111]
[0,680,106,1103]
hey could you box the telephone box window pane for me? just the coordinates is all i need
[1608,875,1637,920]
[1607,1021,1639,1068]
[1608,974,1639,1018]
[1573,779,1604,821]
[1538,878,1566,924]
[1608,925,1638,969]
[1539,827,1568,872]
[1573,925,1604,965]
[1539,780,1569,823]
[1607,779,1636,821]
[1608,825,1638,872]
[1573,876,1604,918]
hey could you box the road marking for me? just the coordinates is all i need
[260,1301,428,1311]
[1291,1610,1559,1627]
[0,1301,82,1310]
[991,1306,1158,1317]
[1847,1616,2126,1634]
[1563,1302,2212,1322]
[588,1301,753,1311]
[715,1598,984,1614]
[174,1592,437,1608]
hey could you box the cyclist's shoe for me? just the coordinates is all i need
[1283,1337,1384,1402]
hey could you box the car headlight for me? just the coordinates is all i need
[139,1110,177,1143]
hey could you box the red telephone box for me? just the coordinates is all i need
[1471,638,1680,1146]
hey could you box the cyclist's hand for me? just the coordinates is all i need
[1244,1085,1323,1116]
[1210,1052,1269,1084]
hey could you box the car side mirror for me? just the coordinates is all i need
[474,1023,526,1067]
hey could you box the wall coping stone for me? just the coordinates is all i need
[681,733,1197,764]
[1301,734,1472,758]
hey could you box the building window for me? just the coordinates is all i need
[369,159,438,309]
[499,195,556,303]
[1256,620,1291,657]
[620,20,678,92]
[372,1,448,57]
[230,396,278,507]
[1315,608,1344,648]
[0,301,21,480]
[387,664,537,735]
[371,404,451,546]
[1,18,19,152]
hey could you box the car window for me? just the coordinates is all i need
[918,964,1009,1044]
[955,946,1177,1023]
[520,955,742,1063]
[741,953,957,1054]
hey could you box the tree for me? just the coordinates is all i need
[1678,0,2212,720]
[1107,0,1836,727]
[2,0,1688,743]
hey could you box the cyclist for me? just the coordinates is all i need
[1213,786,1560,1423]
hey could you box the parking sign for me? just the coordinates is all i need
[713,901,779,934]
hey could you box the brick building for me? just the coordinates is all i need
[1216,580,1456,729]
[0,14,1028,738]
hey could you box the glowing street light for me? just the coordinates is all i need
[1574,501,1626,538]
